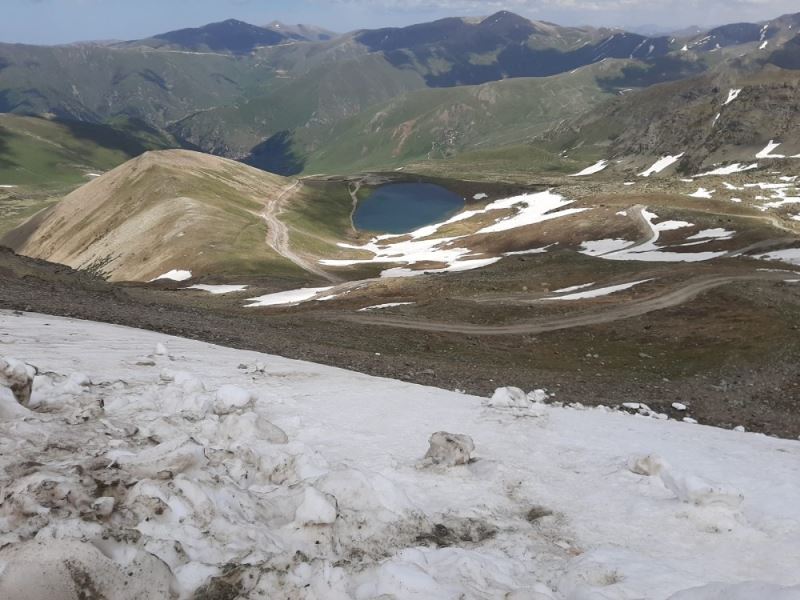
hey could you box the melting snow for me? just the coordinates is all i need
[756,141,787,159]
[688,188,715,199]
[322,191,583,278]
[687,228,735,241]
[569,160,608,177]
[582,209,727,262]
[552,282,596,294]
[639,153,684,177]
[755,248,800,266]
[186,285,248,295]
[246,286,333,307]
[695,163,758,177]
[357,302,415,311]
[544,279,653,300]
[4,312,800,598]
[473,193,488,200]
[723,88,742,106]
[151,270,192,282]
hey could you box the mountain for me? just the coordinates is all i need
[355,11,677,87]
[263,21,338,42]
[292,59,625,174]
[8,150,302,281]
[538,63,800,175]
[120,19,290,54]
[0,41,268,127]
[1,10,799,179]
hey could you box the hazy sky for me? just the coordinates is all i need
[3,0,798,45]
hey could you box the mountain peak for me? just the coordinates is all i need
[148,18,286,54]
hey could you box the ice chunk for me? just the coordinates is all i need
[0,357,36,405]
[489,387,529,408]
[423,432,475,466]
[213,385,254,414]
[659,468,744,508]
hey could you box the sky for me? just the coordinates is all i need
[2,0,798,45]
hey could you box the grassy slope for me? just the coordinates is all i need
[12,150,307,281]
[0,114,177,236]
[0,114,170,186]
[170,53,427,158]
[0,43,271,126]
[296,60,628,175]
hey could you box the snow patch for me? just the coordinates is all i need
[639,153,684,177]
[569,160,608,177]
[544,279,653,300]
[186,284,248,295]
[246,286,333,307]
[150,269,192,282]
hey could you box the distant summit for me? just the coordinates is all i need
[122,19,289,54]
[263,21,338,42]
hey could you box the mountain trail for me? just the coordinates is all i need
[341,272,789,336]
[263,181,341,282]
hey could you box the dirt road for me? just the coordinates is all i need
[344,272,789,336]
[262,181,340,282]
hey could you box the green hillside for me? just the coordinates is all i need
[295,60,626,174]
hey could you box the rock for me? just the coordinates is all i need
[0,357,37,406]
[528,389,549,403]
[424,432,475,466]
[489,387,528,408]
[92,496,115,517]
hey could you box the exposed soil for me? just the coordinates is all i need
[2,246,799,440]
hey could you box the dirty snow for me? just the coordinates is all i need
[544,279,653,300]
[569,160,608,177]
[186,285,248,295]
[639,153,684,177]
[2,312,799,599]
[150,270,193,282]
[473,193,488,200]
[246,286,333,307]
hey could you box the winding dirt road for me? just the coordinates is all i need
[262,181,340,282]
[341,272,790,336]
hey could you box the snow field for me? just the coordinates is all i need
[1,312,799,599]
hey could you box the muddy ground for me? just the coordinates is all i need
[2,246,799,439]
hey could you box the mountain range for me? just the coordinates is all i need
[1,10,800,180]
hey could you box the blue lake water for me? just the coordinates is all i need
[353,183,465,234]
